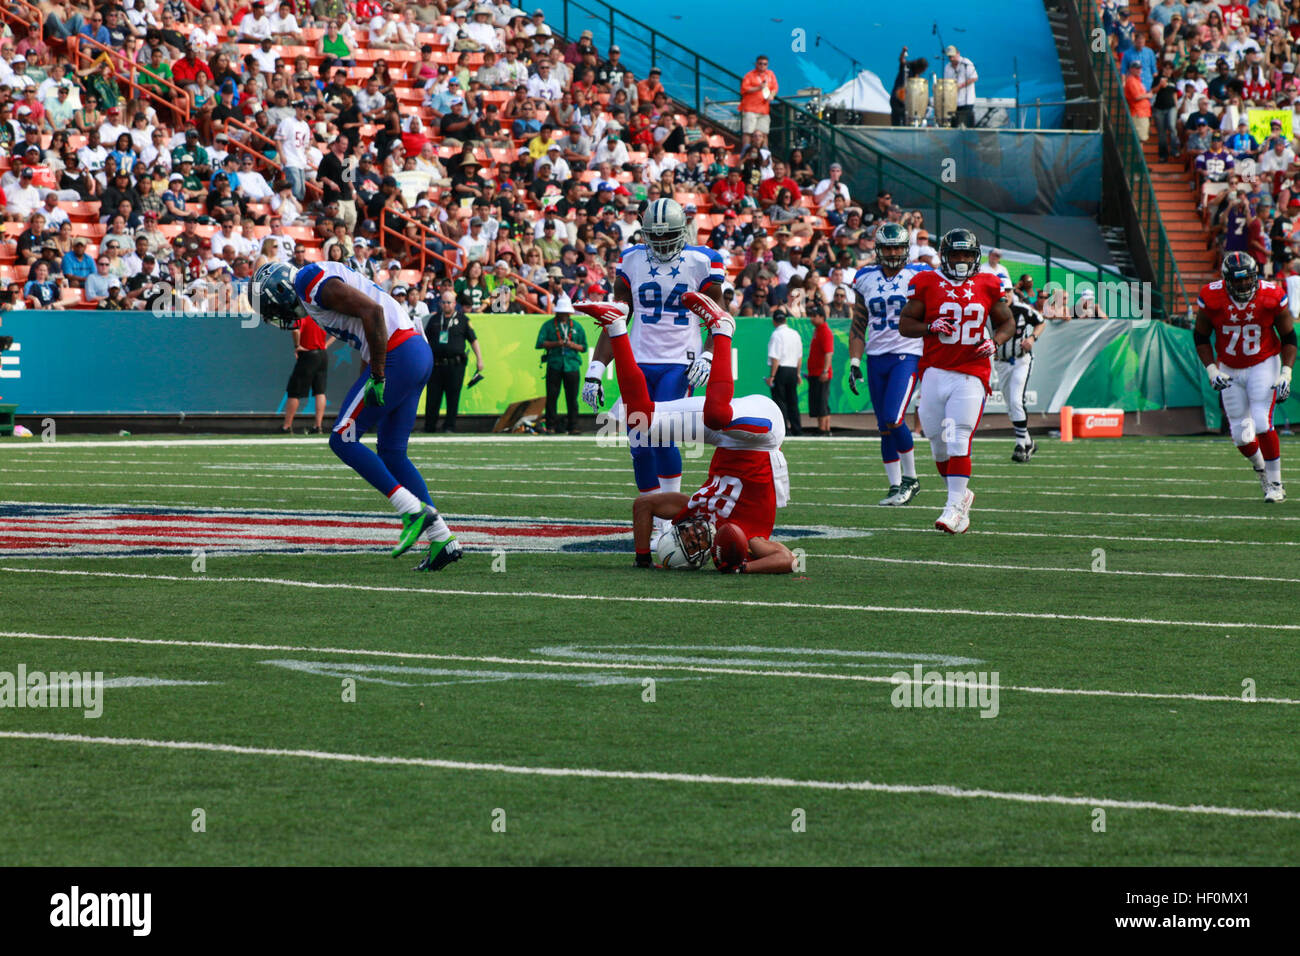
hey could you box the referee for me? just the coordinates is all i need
[424,290,485,433]
[282,316,334,435]
[993,298,1045,461]
[766,312,804,436]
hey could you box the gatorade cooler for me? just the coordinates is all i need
[1061,406,1124,441]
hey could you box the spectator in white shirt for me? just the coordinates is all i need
[981,249,1011,288]
[943,45,978,127]
[369,12,401,49]
[593,125,629,167]
[275,100,312,201]
[466,7,503,52]
[236,154,275,200]
[526,61,562,101]
[251,37,280,76]
[268,2,299,40]
[239,1,273,40]
[812,162,850,210]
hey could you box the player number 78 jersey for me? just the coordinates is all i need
[1196,279,1286,369]
[616,243,724,365]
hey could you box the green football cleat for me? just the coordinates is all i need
[893,476,920,505]
[392,509,434,558]
[414,535,463,572]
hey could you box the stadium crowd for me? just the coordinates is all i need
[0,0,948,322]
[1115,0,1300,277]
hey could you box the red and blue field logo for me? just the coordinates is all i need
[0,503,866,558]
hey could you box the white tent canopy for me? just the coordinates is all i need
[823,69,891,114]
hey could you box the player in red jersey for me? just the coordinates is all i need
[574,293,797,573]
[1194,252,1296,502]
[898,228,1014,533]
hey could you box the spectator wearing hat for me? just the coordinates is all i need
[1121,30,1157,91]
[484,259,517,312]
[942,46,978,127]
[536,295,587,434]
[1195,131,1235,211]
[1151,62,1181,163]
[1123,59,1153,142]
[812,162,850,212]
[61,237,94,287]
[423,290,483,433]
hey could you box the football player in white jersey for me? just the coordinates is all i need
[253,261,462,571]
[583,198,725,543]
[848,222,930,506]
[576,292,796,573]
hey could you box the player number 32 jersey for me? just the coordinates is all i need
[616,244,724,365]
[1196,279,1286,369]
[908,270,1007,389]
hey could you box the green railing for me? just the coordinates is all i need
[1076,0,1190,321]
[549,0,1131,307]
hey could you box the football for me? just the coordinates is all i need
[711,521,749,572]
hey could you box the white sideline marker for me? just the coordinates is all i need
[0,730,1296,821]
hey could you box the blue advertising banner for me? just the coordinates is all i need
[0,310,363,415]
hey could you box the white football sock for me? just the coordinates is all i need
[658,475,681,494]
[425,513,452,542]
[388,486,424,515]
[899,449,916,479]
[1266,457,1283,484]
[883,459,902,486]
[1247,449,1266,471]
[946,475,970,509]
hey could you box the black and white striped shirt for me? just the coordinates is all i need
[996,301,1044,363]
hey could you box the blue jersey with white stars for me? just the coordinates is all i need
[616,244,724,365]
[852,263,931,357]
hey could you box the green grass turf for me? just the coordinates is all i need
[0,433,1297,865]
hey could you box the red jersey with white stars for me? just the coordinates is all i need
[1196,278,1286,369]
[908,270,1006,390]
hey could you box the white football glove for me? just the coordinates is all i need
[686,351,712,389]
[1207,363,1233,391]
[582,360,606,411]
[1276,365,1293,402]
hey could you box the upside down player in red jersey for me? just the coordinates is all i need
[898,228,1015,533]
[574,293,797,573]
[1195,252,1296,503]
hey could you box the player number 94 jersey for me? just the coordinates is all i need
[1196,279,1286,369]
[908,270,1006,389]
[616,244,724,365]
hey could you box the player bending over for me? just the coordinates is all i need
[898,228,1014,534]
[575,292,796,573]
[582,198,722,547]
[253,261,462,570]
[1194,252,1295,503]
[849,221,929,505]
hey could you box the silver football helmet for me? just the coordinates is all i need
[655,514,715,569]
[641,197,689,263]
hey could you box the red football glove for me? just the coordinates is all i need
[928,317,956,337]
[974,339,997,358]
[572,300,629,328]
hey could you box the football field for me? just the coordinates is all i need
[0,432,1297,866]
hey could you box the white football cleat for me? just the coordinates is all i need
[1265,481,1286,503]
[878,485,901,506]
[1256,467,1269,495]
[935,489,975,534]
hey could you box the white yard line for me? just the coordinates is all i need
[5,566,1300,631]
[0,629,1293,706]
[0,730,1295,820]
[822,553,1300,586]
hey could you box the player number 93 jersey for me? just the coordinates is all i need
[852,263,931,356]
[1196,279,1286,369]
[908,270,1007,390]
[616,244,724,365]
[293,261,422,363]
